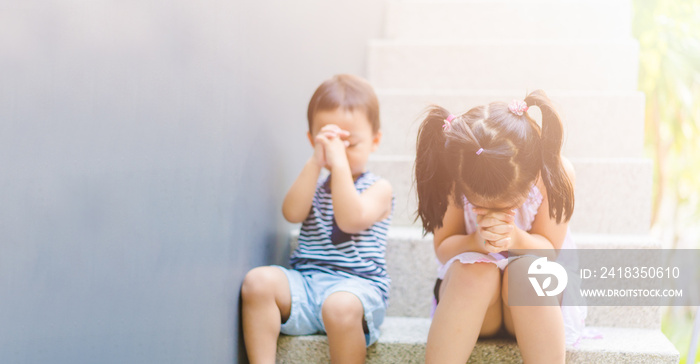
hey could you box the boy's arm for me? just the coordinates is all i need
[318,127,392,234]
[331,164,393,234]
[282,157,322,223]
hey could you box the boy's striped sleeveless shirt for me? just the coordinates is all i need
[290,171,393,304]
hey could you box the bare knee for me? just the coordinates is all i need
[241,266,285,303]
[444,262,501,301]
[322,292,364,331]
[449,262,500,287]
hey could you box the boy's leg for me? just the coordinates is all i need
[426,262,502,364]
[241,266,292,364]
[321,291,367,364]
[318,275,385,364]
[502,256,565,364]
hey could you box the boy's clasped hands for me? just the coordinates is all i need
[313,124,350,170]
[473,207,516,253]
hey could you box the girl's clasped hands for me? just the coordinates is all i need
[473,208,516,253]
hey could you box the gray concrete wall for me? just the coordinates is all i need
[0,1,385,363]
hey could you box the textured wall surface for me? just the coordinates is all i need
[0,1,384,362]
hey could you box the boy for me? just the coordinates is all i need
[241,74,393,364]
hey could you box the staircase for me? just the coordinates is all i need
[277,0,680,362]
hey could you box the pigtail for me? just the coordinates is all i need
[524,90,575,223]
[414,106,453,233]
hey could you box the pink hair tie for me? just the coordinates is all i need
[442,114,456,131]
[508,100,528,116]
[476,148,484,155]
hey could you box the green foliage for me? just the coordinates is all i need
[633,1,700,361]
[661,307,699,364]
[633,0,700,242]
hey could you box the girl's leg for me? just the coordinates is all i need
[321,291,367,364]
[241,266,292,364]
[502,257,565,364]
[426,262,502,364]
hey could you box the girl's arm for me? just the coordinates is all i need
[281,157,322,223]
[511,156,576,251]
[433,197,490,264]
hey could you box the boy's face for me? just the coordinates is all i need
[308,108,381,178]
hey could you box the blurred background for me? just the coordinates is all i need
[634,1,700,362]
[0,0,697,363]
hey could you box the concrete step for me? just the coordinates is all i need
[276,317,679,363]
[385,0,632,41]
[375,89,645,159]
[367,156,652,234]
[290,229,663,329]
[367,39,639,90]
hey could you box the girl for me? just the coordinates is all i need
[415,90,583,363]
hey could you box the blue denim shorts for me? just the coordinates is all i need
[274,266,386,346]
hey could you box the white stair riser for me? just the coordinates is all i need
[368,41,639,90]
[375,91,645,159]
[368,158,652,234]
[383,231,437,318]
[586,306,661,330]
[386,0,632,40]
[573,159,652,234]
